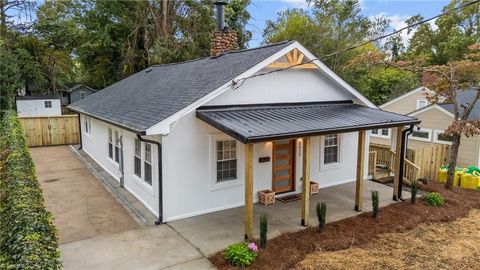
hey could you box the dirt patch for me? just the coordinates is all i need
[208,183,480,270]
[297,209,480,269]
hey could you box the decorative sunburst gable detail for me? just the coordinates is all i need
[267,48,317,69]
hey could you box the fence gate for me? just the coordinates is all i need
[18,115,80,147]
[413,144,450,181]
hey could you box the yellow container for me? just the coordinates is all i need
[437,169,461,186]
[460,174,480,190]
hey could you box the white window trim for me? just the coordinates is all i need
[416,99,428,110]
[44,100,52,108]
[370,128,391,139]
[210,134,242,191]
[411,128,432,142]
[84,116,91,136]
[320,134,343,170]
[433,130,453,145]
[108,128,114,160]
[131,138,154,192]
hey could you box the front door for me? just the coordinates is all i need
[272,139,295,193]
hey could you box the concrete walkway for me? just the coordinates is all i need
[31,146,214,270]
[170,180,407,256]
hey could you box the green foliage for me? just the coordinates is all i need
[423,192,445,207]
[224,242,256,267]
[316,202,327,232]
[410,180,419,204]
[259,214,268,248]
[0,111,61,269]
[0,45,22,112]
[371,190,380,218]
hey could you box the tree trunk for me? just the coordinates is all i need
[446,133,461,190]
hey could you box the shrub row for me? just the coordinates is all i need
[0,111,61,269]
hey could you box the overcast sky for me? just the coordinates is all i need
[247,0,450,47]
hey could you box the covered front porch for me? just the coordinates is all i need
[169,180,408,256]
[197,101,420,241]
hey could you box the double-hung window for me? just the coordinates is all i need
[323,134,340,164]
[216,140,237,182]
[371,128,390,138]
[144,144,152,185]
[114,131,120,163]
[134,139,142,178]
[108,129,113,159]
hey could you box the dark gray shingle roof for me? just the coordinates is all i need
[439,89,480,120]
[16,95,60,100]
[68,41,294,132]
[197,102,420,143]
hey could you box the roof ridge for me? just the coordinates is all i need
[148,40,294,69]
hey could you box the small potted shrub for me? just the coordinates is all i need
[423,192,444,206]
[224,242,258,267]
[371,190,379,218]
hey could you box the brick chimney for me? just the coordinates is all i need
[210,1,239,56]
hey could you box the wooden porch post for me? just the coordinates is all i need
[355,130,366,212]
[393,127,403,201]
[301,137,311,226]
[244,143,254,240]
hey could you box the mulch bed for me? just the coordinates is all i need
[208,183,480,270]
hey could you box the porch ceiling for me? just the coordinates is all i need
[196,101,420,143]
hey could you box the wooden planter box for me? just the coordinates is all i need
[258,189,275,205]
[310,181,319,195]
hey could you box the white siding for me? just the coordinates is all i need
[80,114,160,217]
[162,112,360,221]
[16,99,61,117]
[206,69,353,106]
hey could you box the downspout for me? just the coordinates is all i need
[137,134,163,225]
[77,112,83,150]
[397,125,414,200]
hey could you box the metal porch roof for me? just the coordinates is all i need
[196,102,420,143]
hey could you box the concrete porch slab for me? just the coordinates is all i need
[169,180,409,256]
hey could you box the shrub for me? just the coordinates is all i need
[423,192,444,207]
[259,214,268,248]
[224,242,257,267]
[316,202,327,232]
[410,180,419,204]
[371,190,379,218]
[0,111,61,269]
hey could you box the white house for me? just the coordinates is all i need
[15,95,62,117]
[69,2,419,239]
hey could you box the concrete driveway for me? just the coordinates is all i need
[31,146,213,270]
[31,146,139,244]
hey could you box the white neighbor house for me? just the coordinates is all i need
[15,95,62,117]
[69,5,418,237]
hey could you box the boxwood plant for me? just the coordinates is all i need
[0,111,61,269]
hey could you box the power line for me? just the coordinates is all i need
[232,0,480,90]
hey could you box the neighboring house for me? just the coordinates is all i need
[371,87,480,167]
[59,84,97,106]
[68,3,418,233]
[15,95,62,117]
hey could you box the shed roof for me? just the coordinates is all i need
[196,102,420,143]
[68,41,295,133]
[439,89,480,120]
[15,95,60,100]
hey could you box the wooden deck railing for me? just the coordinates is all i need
[369,143,421,183]
[403,158,420,184]
[368,151,377,178]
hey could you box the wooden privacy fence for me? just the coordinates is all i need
[412,144,450,181]
[18,115,80,147]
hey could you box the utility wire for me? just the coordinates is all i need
[231,0,480,90]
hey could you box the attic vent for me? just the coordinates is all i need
[145,69,152,73]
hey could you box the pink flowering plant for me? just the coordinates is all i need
[224,242,258,267]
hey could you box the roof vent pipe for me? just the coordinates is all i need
[214,1,227,29]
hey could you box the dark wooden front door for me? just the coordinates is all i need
[272,139,295,193]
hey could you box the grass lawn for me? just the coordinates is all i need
[297,209,480,269]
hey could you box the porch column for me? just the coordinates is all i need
[244,143,254,240]
[355,130,366,212]
[301,137,311,226]
[393,127,403,201]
